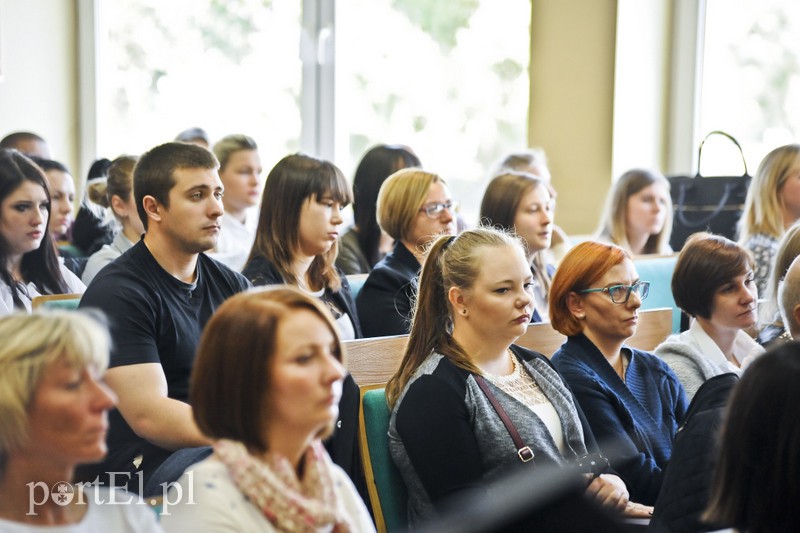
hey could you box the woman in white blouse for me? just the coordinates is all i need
[210,134,263,271]
[655,232,763,399]
[0,149,83,314]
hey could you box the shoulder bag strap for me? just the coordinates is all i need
[473,374,535,464]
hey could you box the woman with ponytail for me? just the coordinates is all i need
[82,156,144,285]
[386,227,645,526]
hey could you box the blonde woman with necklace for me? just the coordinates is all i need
[386,228,649,528]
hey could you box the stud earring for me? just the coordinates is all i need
[462,309,468,315]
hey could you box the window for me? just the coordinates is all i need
[95,0,302,168]
[700,0,800,174]
[92,0,531,225]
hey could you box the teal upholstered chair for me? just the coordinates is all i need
[31,293,82,311]
[359,387,408,533]
[633,254,681,333]
[346,273,369,300]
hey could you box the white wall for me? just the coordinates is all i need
[0,0,78,174]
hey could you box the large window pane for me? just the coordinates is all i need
[335,0,531,224]
[96,0,302,166]
[701,0,800,173]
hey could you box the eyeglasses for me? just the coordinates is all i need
[419,200,459,219]
[578,281,650,304]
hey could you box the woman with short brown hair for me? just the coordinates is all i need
[161,287,374,532]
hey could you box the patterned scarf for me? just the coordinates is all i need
[214,439,352,532]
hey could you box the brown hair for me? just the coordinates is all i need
[480,171,553,296]
[191,286,344,452]
[386,226,526,409]
[549,241,630,336]
[671,232,753,319]
[133,142,219,231]
[596,169,672,255]
[247,153,352,291]
[704,342,800,531]
[97,155,138,217]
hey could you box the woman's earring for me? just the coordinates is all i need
[577,314,585,320]
[462,308,468,315]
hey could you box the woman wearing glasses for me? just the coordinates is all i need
[550,241,688,505]
[357,168,457,337]
[654,233,762,400]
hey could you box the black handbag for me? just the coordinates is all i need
[668,131,752,251]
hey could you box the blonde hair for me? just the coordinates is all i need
[763,222,800,325]
[212,134,258,171]
[376,169,444,241]
[386,226,526,408]
[490,148,551,181]
[0,311,110,466]
[596,169,672,255]
[739,144,800,243]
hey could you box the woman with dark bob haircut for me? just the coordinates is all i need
[336,144,421,275]
[0,149,84,314]
[550,241,688,505]
[704,341,800,532]
[655,233,763,400]
[243,153,361,340]
[160,287,375,532]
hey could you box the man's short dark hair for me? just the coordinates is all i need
[0,131,46,150]
[133,142,218,231]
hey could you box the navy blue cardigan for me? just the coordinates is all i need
[551,334,688,505]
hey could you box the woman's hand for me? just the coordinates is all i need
[623,501,654,518]
[584,473,629,512]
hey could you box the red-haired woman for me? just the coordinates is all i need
[549,241,688,506]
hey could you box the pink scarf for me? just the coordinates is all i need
[214,439,352,532]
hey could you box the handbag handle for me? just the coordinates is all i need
[696,130,749,178]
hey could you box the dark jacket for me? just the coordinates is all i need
[242,254,362,338]
[356,241,420,337]
[649,373,739,533]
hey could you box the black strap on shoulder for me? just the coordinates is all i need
[473,374,535,464]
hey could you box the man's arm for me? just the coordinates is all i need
[105,362,211,450]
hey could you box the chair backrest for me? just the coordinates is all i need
[516,307,673,357]
[31,293,82,310]
[344,335,408,387]
[633,254,681,332]
[346,273,369,300]
[344,308,674,386]
[359,386,408,533]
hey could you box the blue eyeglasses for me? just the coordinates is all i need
[579,281,650,304]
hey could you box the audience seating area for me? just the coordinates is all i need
[346,306,673,532]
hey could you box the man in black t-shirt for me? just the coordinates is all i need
[79,142,251,492]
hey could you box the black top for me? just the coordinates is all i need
[242,254,362,338]
[356,240,420,337]
[79,240,251,476]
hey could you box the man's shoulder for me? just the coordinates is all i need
[198,253,251,291]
